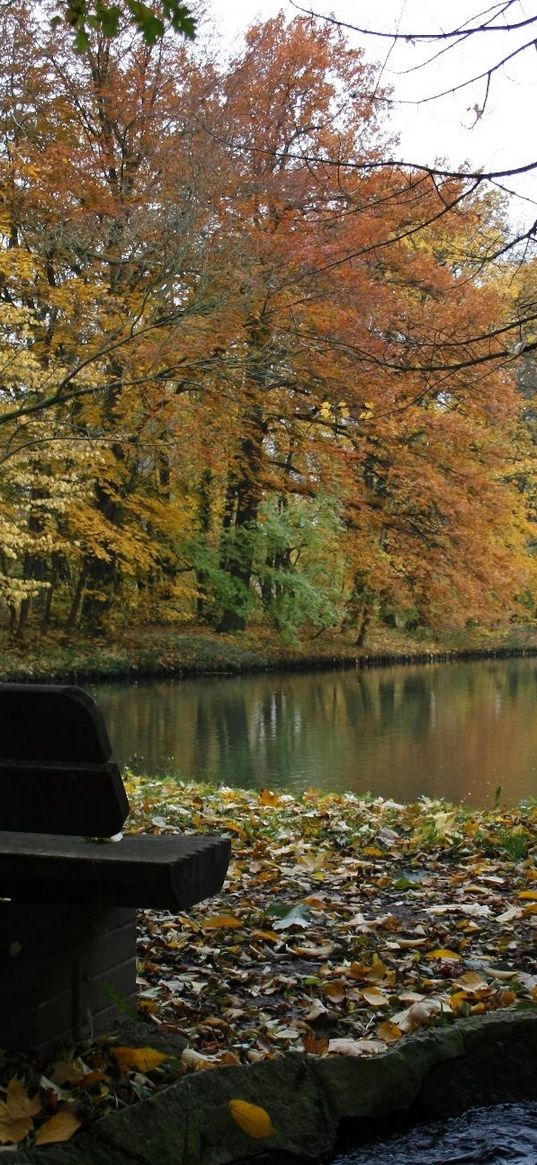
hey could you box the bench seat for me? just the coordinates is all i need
[0,831,231,911]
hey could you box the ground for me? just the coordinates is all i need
[2,780,536,1150]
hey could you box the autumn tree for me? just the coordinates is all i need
[0,4,534,640]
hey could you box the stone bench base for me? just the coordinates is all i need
[0,901,137,1054]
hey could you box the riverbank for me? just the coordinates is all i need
[2,621,537,682]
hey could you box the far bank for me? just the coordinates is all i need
[2,621,537,684]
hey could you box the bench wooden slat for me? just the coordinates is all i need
[0,684,130,835]
[0,832,231,911]
[0,761,129,836]
[0,684,113,761]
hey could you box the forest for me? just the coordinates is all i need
[2,1,537,645]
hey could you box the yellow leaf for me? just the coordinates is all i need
[426,949,461,960]
[34,1111,82,1145]
[0,1117,32,1145]
[450,991,470,1012]
[110,1046,170,1073]
[224,820,248,840]
[3,1079,41,1121]
[376,1020,403,1043]
[202,915,242,929]
[250,929,280,943]
[518,890,537,900]
[229,1099,275,1139]
[349,958,389,983]
[259,789,280,806]
[0,1078,41,1144]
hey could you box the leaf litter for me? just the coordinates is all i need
[2,779,537,1148]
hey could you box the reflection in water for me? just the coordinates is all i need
[91,657,537,807]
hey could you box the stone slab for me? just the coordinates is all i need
[6,1009,537,1165]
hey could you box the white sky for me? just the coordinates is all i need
[204,0,537,229]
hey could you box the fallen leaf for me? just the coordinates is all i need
[181,1049,215,1070]
[290,943,335,958]
[454,972,488,992]
[259,789,280,806]
[272,905,312,931]
[223,820,248,840]
[323,981,346,1003]
[51,1058,93,1086]
[395,999,443,1033]
[496,906,522,923]
[328,1038,386,1056]
[229,1099,275,1138]
[0,1078,41,1145]
[361,988,390,1008]
[376,1020,403,1043]
[110,1047,170,1073]
[202,915,242,929]
[426,948,461,960]
[303,1031,329,1054]
[34,1111,82,1145]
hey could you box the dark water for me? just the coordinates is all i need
[90,655,537,807]
[333,1101,537,1164]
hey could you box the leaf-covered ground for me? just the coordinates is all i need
[2,780,537,1148]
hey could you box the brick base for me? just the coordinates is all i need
[0,901,137,1054]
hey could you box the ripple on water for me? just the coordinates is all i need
[334,1102,537,1165]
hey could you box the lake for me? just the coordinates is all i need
[91,655,537,808]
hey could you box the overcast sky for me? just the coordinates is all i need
[204,0,537,228]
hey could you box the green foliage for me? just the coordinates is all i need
[253,495,347,643]
[57,0,196,50]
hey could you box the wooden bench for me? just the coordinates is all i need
[0,683,231,1054]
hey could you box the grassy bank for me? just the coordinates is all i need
[2,621,537,683]
[2,779,536,1150]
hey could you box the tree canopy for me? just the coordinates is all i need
[0,2,535,641]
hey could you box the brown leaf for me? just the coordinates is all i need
[303,1030,329,1054]
[202,914,242,929]
[376,1020,403,1043]
[323,981,346,1003]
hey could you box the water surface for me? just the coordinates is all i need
[91,656,537,807]
[333,1101,537,1164]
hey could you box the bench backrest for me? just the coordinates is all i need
[0,684,129,837]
